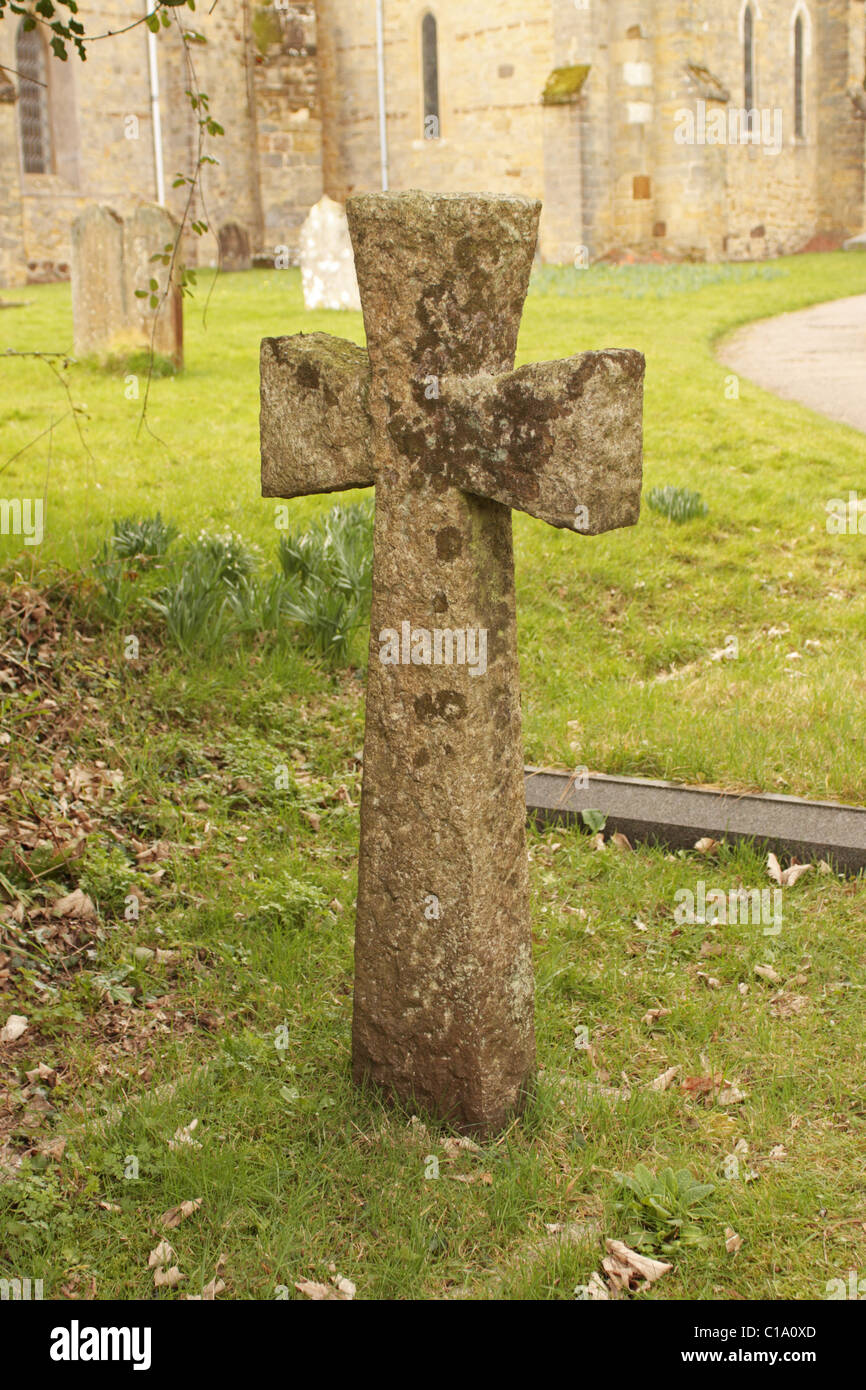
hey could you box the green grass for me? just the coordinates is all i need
[2,256,866,1301]
[0,606,863,1300]
[3,255,865,800]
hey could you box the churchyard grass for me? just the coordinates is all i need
[2,253,865,1298]
[3,250,866,800]
[0,613,863,1299]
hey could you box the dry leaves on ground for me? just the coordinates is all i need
[294,1273,356,1301]
[159,1198,203,1230]
[767,853,812,888]
[602,1239,672,1294]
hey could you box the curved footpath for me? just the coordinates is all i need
[717,292,866,434]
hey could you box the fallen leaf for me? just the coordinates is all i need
[201,1277,225,1300]
[717,1082,747,1106]
[167,1118,201,1151]
[754,964,781,985]
[38,1136,66,1162]
[52,888,96,919]
[769,993,810,1019]
[610,832,633,852]
[650,1065,680,1092]
[300,810,321,833]
[696,972,721,989]
[25,1061,57,1086]
[0,1013,28,1042]
[148,1239,176,1268]
[767,853,812,888]
[782,862,812,887]
[602,1239,672,1293]
[694,837,720,855]
[642,1007,671,1025]
[441,1136,482,1157]
[160,1197,203,1229]
[725,1227,743,1254]
[153,1265,185,1289]
[682,1073,722,1097]
[294,1276,354,1301]
[768,1145,787,1161]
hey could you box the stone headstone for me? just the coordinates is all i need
[218,222,251,271]
[260,191,645,1134]
[71,205,126,356]
[123,204,183,367]
[299,195,361,311]
[71,203,183,367]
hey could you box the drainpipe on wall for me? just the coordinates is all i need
[375,0,389,191]
[146,0,166,205]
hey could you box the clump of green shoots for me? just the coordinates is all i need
[612,1164,716,1255]
[647,485,709,523]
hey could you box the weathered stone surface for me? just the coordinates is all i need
[123,204,183,367]
[435,352,644,532]
[218,221,252,271]
[260,332,373,497]
[260,190,644,1135]
[71,203,182,365]
[347,192,542,1134]
[71,205,126,356]
[299,195,361,311]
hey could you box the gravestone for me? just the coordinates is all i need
[71,205,126,355]
[123,205,183,368]
[218,221,252,272]
[299,194,361,311]
[70,203,182,366]
[260,191,644,1133]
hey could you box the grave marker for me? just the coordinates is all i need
[70,205,126,356]
[260,191,644,1133]
[299,195,362,311]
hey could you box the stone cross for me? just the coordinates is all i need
[260,192,644,1135]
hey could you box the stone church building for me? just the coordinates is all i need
[1,0,865,285]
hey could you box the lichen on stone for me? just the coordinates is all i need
[541,65,591,105]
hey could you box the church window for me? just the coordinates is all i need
[16,23,52,174]
[743,4,755,127]
[794,11,805,138]
[422,12,440,140]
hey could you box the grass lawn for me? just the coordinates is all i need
[1,255,865,1301]
[3,253,866,800]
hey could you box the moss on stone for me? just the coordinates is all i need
[251,5,282,55]
[541,65,590,106]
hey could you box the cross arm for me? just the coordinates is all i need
[434,349,645,532]
[260,332,375,499]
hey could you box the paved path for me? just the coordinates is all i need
[718,293,866,434]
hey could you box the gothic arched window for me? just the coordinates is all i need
[16,24,52,174]
[794,11,806,138]
[422,12,440,140]
[743,4,756,132]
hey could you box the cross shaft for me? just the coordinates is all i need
[260,191,644,1133]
